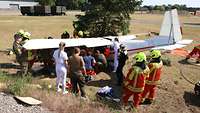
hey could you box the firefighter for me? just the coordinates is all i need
[78,31,83,38]
[13,34,28,75]
[22,31,31,43]
[16,29,25,37]
[116,44,128,86]
[186,45,200,63]
[61,29,70,39]
[22,32,36,72]
[122,52,149,110]
[73,30,83,38]
[141,50,163,104]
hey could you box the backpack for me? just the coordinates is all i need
[194,81,200,96]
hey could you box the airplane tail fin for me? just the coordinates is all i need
[159,9,182,43]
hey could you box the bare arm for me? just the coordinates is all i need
[80,57,86,75]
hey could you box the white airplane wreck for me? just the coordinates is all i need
[23,9,193,54]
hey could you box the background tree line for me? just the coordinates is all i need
[36,0,87,10]
[140,4,199,11]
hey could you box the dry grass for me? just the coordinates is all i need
[0,13,199,50]
[0,12,200,113]
[24,88,112,113]
[0,15,75,49]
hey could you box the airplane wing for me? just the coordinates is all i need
[176,40,193,45]
[151,44,187,50]
[104,35,137,42]
[23,38,112,50]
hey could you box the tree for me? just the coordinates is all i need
[56,0,87,10]
[36,0,56,6]
[73,0,142,37]
[153,5,165,11]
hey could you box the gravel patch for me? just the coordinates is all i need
[0,92,53,113]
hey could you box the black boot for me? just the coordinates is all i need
[142,98,153,105]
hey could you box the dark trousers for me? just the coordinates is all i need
[70,72,86,97]
[116,66,124,85]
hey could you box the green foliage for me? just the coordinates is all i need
[7,76,32,96]
[161,57,171,66]
[36,0,56,6]
[74,0,142,37]
[154,5,165,11]
[56,0,87,10]
[0,71,11,82]
[142,4,187,11]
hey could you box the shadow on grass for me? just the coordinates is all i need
[86,72,123,110]
[183,91,200,107]
[178,59,200,67]
[86,72,122,98]
[32,67,56,79]
[0,63,20,69]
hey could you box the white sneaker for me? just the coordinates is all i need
[62,91,69,95]
[112,70,116,73]
[80,96,88,101]
[57,88,62,93]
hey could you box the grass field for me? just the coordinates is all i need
[0,13,199,49]
[0,12,200,113]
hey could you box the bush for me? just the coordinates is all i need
[7,75,32,96]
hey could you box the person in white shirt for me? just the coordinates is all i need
[53,42,68,94]
[113,38,120,72]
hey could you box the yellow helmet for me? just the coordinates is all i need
[78,31,83,37]
[63,29,68,34]
[17,29,25,36]
[23,32,31,39]
[134,52,146,62]
[150,50,161,58]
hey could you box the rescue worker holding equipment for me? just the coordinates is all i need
[13,30,35,75]
[123,52,149,110]
[141,50,163,104]
[22,31,36,72]
[13,33,28,75]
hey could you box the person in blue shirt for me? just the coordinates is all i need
[83,50,96,75]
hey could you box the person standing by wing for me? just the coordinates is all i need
[53,42,68,94]
[113,38,120,72]
[116,44,128,86]
[69,47,87,99]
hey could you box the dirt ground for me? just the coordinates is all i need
[0,11,200,113]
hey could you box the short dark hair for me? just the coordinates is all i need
[114,38,119,42]
[59,42,65,47]
[74,47,80,54]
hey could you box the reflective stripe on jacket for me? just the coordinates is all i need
[146,61,163,85]
[124,66,149,93]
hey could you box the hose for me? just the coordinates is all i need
[179,68,196,85]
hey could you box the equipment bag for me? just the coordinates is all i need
[194,81,200,96]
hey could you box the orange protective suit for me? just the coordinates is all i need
[141,61,163,101]
[123,66,149,108]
